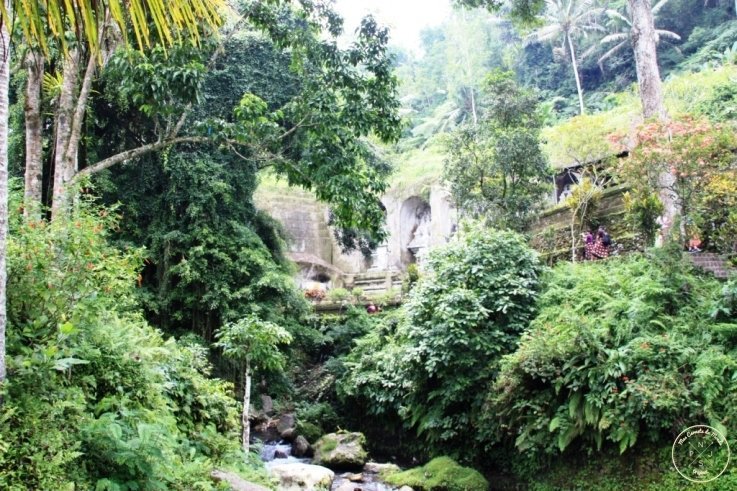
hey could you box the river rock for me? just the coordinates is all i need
[274,449,289,459]
[292,435,310,457]
[268,463,334,490]
[398,487,414,491]
[281,427,297,441]
[363,462,400,474]
[347,472,363,482]
[313,432,368,469]
[210,470,270,491]
[276,413,296,434]
[334,482,362,491]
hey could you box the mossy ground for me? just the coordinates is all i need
[383,456,489,491]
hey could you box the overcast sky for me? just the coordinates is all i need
[333,0,452,54]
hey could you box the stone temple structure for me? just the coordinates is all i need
[254,183,457,296]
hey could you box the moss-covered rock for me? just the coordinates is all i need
[382,457,488,491]
[313,431,368,469]
[296,421,322,443]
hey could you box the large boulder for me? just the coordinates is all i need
[210,470,271,491]
[313,432,368,469]
[280,427,297,441]
[276,413,296,434]
[381,456,488,491]
[268,463,334,490]
[292,435,311,457]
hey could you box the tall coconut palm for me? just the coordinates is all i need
[527,0,604,115]
[598,0,681,69]
[0,0,225,387]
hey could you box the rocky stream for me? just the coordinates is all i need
[252,411,409,491]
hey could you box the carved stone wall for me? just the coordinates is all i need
[254,183,457,291]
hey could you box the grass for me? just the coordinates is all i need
[386,140,446,194]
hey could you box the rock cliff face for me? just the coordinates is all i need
[255,182,457,294]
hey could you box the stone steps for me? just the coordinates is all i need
[686,253,736,280]
[350,271,403,296]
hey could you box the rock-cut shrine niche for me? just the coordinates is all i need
[400,196,431,267]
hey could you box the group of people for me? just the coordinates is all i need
[583,227,612,260]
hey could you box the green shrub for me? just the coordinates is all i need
[351,287,365,301]
[403,263,421,292]
[296,421,323,443]
[311,307,374,356]
[383,456,489,491]
[486,251,737,456]
[327,288,351,303]
[1,196,266,489]
[623,190,664,248]
[339,224,544,459]
[373,287,400,307]
[295,401,340,433]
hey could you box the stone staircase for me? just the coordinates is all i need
[348,271,403,296]
[687,252,736,280]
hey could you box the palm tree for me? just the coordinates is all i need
[0,0,225,387]
[527,0,604,115]
[598,0,681,69]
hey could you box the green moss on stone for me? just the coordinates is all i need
[296,421,322,443]
[383,456,489,491]
[318,435,338,454]
[313,432,368,469]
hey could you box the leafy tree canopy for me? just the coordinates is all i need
[443,71,551,229]
[340,225,544,459]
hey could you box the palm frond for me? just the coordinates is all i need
[605,9,631,26]
[652,0,675,15]
[656,29,681,41]
[1,0,225,57]
[601,32,629,45]
[598,40,628,66]
[526,24,563,43]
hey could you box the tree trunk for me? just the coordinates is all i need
[24,52,44,217]
[566,34,585,115]
[0,0,11,389]
[629,0,666,120]
[469,87,478,127]
[628,0,678,242]
[51,50,80,216]
[242,360,252,455]
[571,214,578,263]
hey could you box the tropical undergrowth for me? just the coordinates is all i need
[487,246,737,459]
[325,225,737,486]
[0,189,270,490]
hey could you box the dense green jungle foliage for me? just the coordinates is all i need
[6,0,737,488]
[97,34,309,342]
[1,187,271,490]
[443,71,551,229]
[319,239,737,487]
[395,0,737,149]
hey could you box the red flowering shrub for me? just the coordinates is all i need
[612,117,737,250]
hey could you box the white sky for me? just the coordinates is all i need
[333,0,452,54]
